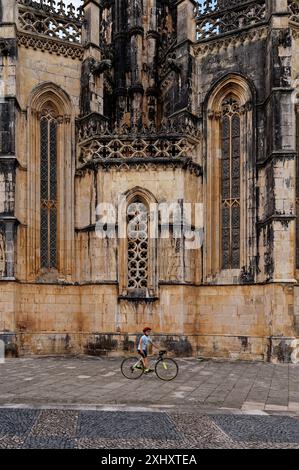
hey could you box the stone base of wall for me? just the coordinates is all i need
[0,281,298,362]
[0,331,297,363]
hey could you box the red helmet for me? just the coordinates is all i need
[143,327,152,333]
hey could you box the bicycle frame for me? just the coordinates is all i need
[121,350,178,381]
[134,353,166,371]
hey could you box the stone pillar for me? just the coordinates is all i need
[266,1,295,283]
[0,0,17,24]
[113,0,128,124]
[82,0,101,47]
[267,0,288,17]
[167,0,196,116]
[81,0,103,114]
[128,0,144,128]
[0,2,17,280]
[176,0,197,44]
[146,0,158,127]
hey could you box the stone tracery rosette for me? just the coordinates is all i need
[17,0,83,44]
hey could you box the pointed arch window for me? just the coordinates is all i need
[205,76,253,282]
[40,107,58,269]
[127,200,149,290]
[221,96,241,270]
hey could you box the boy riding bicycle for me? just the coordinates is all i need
[137,327,159,373]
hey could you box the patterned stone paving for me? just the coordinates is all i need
[77,411,181,440]
[211,415,299,443]
[0,408,299,449]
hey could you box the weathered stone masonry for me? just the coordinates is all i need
[0,0,299,361]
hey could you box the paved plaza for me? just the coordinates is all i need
[0,356,299,448]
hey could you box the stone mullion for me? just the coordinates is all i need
[47,119,51,267]
[232,112,241,270]
[64,117,74,279]
[50,119,58,270]
[35,112,41,275]
[56,118,63,274]
[28,110,41,278]
[118,194,128,296]
[26,111,33,279]
[229,114,233,269]
[205,112,221,280]
[240,106,253,275]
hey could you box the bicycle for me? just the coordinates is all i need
[121,350,179,381]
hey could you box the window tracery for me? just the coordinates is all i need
[127,201,149,290]
[40,106,58,269]
[221,96,241,269]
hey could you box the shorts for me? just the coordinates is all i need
[138,349,147,358]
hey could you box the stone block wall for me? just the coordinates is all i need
[0,281,296,361]
[0,0,298,362]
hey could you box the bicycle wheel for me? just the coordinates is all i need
[155,358,179,381]
[121,357,144,379]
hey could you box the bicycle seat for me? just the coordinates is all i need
[159,350,167,355]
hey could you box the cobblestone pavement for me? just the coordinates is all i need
[0,408,299,449]
[0,356,299,449]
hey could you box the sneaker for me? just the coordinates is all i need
[135,365,143,370]
[144,368,154,373]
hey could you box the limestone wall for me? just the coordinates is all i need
[17,47,81,112]
[0,281,296,361]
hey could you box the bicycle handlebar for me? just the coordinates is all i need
[159,350,167,355]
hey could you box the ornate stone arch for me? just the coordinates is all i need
[204,74,255,283]
[118,187,158,299]
[27,82,75,280]
[29,82,73,116]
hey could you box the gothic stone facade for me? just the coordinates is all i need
[1,0,299,361]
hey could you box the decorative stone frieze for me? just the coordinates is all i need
[17,31,84,59]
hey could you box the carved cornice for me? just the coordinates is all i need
[17,32,84,60]
[258,214,296,228]
[193,26,268,57]
[75,157,203,177]
[257,151,296,168]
